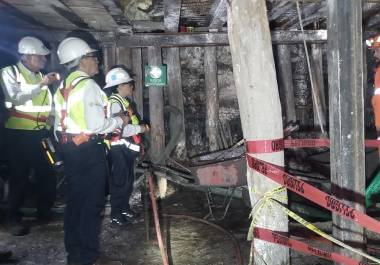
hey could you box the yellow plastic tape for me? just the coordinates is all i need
[271,199,380,264]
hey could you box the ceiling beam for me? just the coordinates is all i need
[208,0,227,30]
[2,0,80,30]
[164,0,182,32]
[117,30,327,48]
[0,0,50,29]
[98,0,132,33]
[281,2,324,29]
[60,0,118,31]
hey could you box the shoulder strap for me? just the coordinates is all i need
[11,65,20,83]
[109,94,127,111]
[59,76,90,142]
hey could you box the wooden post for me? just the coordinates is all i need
[327,0,365,260]
[227,1,288,264]
[276,44,296,123]
[102,43,116,75]
[116,46,132,67]
[148,46,167,197]
[166,48,187,160]
[148,46,165,162]
[164,0,186,160]
[132,48,144,119]
[310,43,327,131]
[204,46,220,151]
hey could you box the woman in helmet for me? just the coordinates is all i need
[104,66,149,227]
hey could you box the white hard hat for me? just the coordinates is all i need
[57,37,97,64]
[104,67,134,89]
[18,36,50,56]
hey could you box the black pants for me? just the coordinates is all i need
[109,145,137,218]
[62,140,107,265]
[5,128,56,222]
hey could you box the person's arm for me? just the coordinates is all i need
[1,66,43,105]
[83,79,125,134]
[1,67,59,106]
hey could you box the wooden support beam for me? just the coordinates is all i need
[276,45,297,123]
[310,43,326,130]
[164,0,182,33]
[148,46,167,197]
[281,2,324,29]
[60,0,118,31]
[204,46,220,151]
[227,0,288,263]
[131,48,144,119]
[166,47,187,160]
[116,46,132,67]
[327,0,365,260]
[102,43,116,75]
[117,30,327,48]
[98,0,131,26]
[208,0,227,30]
[148,46,165,164]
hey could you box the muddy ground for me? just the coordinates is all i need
[0,181,376,265]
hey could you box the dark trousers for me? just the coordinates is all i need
[62,140,107,265]
[109,145,137,218]
[5,128,56,222]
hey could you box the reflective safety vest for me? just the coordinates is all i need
[108,93,141,150]
[3,63,52,130]
[54,71,91,134]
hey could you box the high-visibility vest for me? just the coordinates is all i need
[3,63,52,130]
[54,71,91,134]
[108,93,141,145]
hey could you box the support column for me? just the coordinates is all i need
[204,46,220,151]
[327,0,365,260]
[148,46,167,197]
[227,1,288,264]
[166,48,187,160]
[276,44,296,123]
[310,43,327,131]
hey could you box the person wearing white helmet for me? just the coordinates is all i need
[0,36,59,236]
[53,37,128,265]
[104,66,149,227]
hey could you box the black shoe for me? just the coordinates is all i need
[110,217,129,228]
[8,222,29,236]
[121,209,139,220]
[0,250,12,261]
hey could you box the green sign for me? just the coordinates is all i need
[144,65,167,86]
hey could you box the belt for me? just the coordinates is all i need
[56,131,104,145]
[111,139,140,152]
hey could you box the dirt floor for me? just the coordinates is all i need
[0,181,375,265]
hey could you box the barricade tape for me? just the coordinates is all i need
[246,138,380,153]
[246,155,380,235]
[254,227,370,265]
[247,187,380,263]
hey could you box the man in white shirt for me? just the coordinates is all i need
[0,36,59,235]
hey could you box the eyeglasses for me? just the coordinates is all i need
[82,54,98,59]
